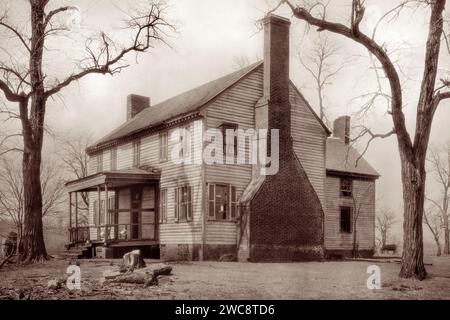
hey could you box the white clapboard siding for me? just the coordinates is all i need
[324,176,376,250]
[204,66,263,245]
[290,86,327,207]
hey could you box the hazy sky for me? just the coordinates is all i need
[2,0,450,246]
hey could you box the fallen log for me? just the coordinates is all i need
[104,264,173,287]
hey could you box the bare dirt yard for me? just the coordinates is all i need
[0,255,449,300]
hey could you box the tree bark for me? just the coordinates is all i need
[398,154,426,280]
[443,196,449,254]
[20,0,49,262]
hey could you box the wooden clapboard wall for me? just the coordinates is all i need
[324,176,376,250]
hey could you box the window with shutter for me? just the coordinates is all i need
[159,132,168,162]
[230,186,237,219]
[132,140,141,168]
[208,184,215,220]
[174,188,179,222]
[159,189,167,223]
[110,147,117,170]
[96,153,103,172]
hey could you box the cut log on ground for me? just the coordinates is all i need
[104,264,172,288]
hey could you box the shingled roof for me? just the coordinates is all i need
[326,137,379,178]
[87,61,331,154]
[88,62,264,153]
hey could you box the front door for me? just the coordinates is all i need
[130,187,142,240]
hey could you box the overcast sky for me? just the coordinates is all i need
[2,0,450,246]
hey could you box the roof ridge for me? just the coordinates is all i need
[88,61,263,152]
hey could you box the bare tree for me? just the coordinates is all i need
[233,56,252,69]
[426,144,450,254]
[423,206,443,256]
[57,133,93,225]
[0,0,175,262]
[376,208,396,251]
[297,34,347,124]
[0,154,65,252]
[279,0,450,279]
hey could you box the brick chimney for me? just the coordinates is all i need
[127,94,150,121]
[333,116,350,145]
[263,14,292,154]
[239,14,325,262]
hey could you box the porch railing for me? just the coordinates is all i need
[69,223,156,245]
[68,226,90,244]
[94,223,156,242]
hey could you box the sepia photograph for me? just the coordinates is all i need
[0,0,449,310]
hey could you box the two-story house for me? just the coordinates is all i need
[65,14,379,261]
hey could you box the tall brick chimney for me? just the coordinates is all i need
[263,15,292,154]
[127,94,150,121]
[239,14,325,262]
[333,116,350,145]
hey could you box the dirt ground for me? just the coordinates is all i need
[0,255,449,300]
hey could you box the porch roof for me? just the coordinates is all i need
[65,167,161,193]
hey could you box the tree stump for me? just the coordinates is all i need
[119,249,146,272]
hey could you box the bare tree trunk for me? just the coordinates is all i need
[443,205,449,254]
[435,236,442,256]
[399,156,426,280]
[19,1,48,262]
[20,143,48,262]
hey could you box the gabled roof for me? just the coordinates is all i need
[326,137,379,178]
[88,62,264,153]
[87,61,330,154]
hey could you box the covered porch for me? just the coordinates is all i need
[65,168,161,249]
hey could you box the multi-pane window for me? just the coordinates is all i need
[175,186,193,221]
[340,177,353,197]
[208,184,237,221]
[159,132,168,162]
[159,189,167,223]
[110,147,117,170]
[340,206,352,233]
[96,152,103,172]
[132,140,141,168]
[221,123,238,157]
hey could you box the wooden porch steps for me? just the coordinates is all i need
[60,243,93,259]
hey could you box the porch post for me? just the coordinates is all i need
[75,192,79,242]
[69,192,72,243]
[97,186,101,240]
[105,183,109,241]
